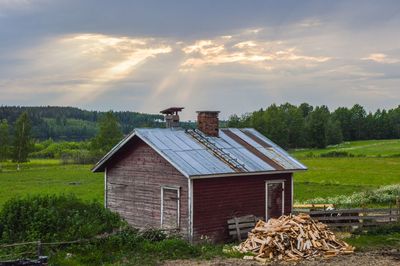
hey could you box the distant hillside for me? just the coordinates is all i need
[0,106,165,141]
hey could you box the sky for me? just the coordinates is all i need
[0,0,400,120]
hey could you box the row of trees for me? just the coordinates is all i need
[0,111,125,164]
[227,103,400,149]
[3,103,400,163]
[0,106,164,141]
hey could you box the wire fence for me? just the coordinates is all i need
[0,227,169,262]
[0,232,115,262]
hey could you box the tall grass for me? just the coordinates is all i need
[301,184,400,207]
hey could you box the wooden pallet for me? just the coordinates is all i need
[227,215,263,241]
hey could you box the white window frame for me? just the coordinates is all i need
[265,180,285,220]
[160,186,181,229]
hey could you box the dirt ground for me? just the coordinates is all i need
[162,249,400,266]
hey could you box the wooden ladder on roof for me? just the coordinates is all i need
[185,129,247,172]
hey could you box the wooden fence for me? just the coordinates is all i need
[293,207,400,229]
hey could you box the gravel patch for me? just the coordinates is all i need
[162,250,400,266]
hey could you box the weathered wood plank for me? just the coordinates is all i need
[107,139,189,237]
[313,214,399,221]
[227,215,262,224]
[229,227,252,236]
[327,222,393,227]
[293,208,395,215]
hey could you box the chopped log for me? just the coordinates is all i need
[234,214,354,263]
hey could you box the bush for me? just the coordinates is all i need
[60,150,101,164]
[0,194,123,243]
[31,140,92,160]
[0,195,229,265]
[320,151,356,157]
[302,184,400,207]
[140,228,167,242]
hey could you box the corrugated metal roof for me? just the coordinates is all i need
[92,127,307,177]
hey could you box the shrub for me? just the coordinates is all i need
[302,184,400,207]
[305,152,315,158]
[140,228,167,242]
[320,151,356,157]
[60,150,100,164]
[0,194,123,243]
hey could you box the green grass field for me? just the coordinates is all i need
[0,139,399,207]
[291,139,400,202]
[293,157,400,202]
[292,139,400,158]
[0,160,103,207]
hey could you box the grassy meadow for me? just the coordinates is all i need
[292,139,400,158]
[0,160,103,207]
[291,139,400,203]
[0,139,399,207]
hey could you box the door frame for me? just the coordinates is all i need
[265,180,285,220]
[160,186,180,229]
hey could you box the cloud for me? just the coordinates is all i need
[180,37,331,71]
[0,0,45,15]
[3,33,172,105]
[297,18,322,28]
[1,1,400,117]
[0,0,32,8]
[361,53,399,64]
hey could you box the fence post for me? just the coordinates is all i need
[37,240,42,257]
[360,204,365,227]
[396,197,400,221]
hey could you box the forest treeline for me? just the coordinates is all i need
[0,106,164,141]
[227,103,400,149]
[1,104,400,153]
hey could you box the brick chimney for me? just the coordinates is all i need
[196,111,220,137]
[160,107,184,128]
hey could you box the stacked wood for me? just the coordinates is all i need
[234,213,354,263]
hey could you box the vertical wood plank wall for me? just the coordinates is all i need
[192,173,292,242]
[106,138,189,238]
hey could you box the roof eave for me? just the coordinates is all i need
[188,168,307,179]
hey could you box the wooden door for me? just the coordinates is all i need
[265,181,284,220]
[161,187,180,229]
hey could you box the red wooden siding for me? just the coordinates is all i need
[192,173,292,242]
[105,138,189,238]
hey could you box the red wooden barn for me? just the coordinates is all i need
[92,108,306,242]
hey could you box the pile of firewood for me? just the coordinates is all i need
[234,213,354,263]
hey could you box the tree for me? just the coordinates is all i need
[349,104,366,140]
[326,118,343,145]
[227,114,241,128]
[0,119,10,161]
[280,103,306,148]
[261,104,289,148]
[332,107,352,141]
[299,103,313,118]
[91,111,123,153]
[12,112,32,164]
[305,106,330,148]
